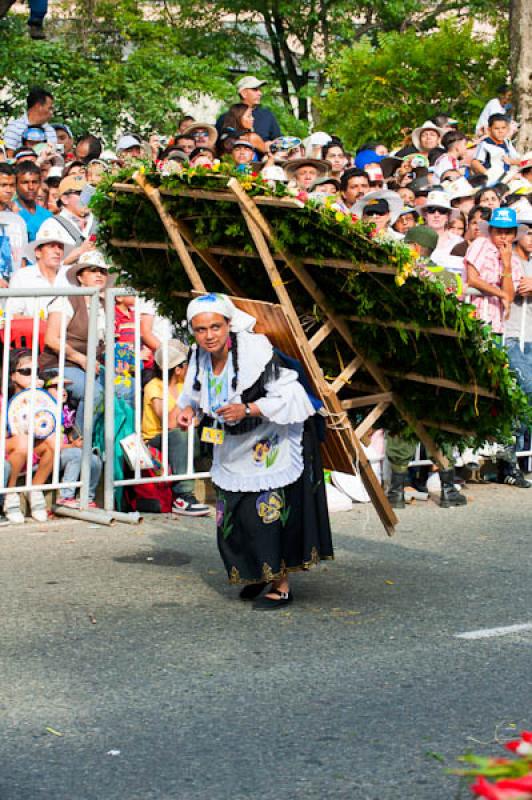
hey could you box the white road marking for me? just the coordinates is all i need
[455,623,532,640]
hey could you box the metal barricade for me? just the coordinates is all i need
[0,286,100,515]
[103,287,210,513]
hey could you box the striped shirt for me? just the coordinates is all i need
[3,113,57,152]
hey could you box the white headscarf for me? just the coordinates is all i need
[186,293,256,333]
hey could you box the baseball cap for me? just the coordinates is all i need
[13,149,38,161]
[355,149,385,170]
[22,127,47,143]
[489,207,518,229]
[236,76,267,92]
[58,175,87,196]
[404,225,439,253]
[52,123,74,139]
[363,199,390,215]
[232,139,254,150]
[116,134,142,152]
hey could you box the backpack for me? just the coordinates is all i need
[123,446,174,513]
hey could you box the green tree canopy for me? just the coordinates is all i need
[317,20,507,149]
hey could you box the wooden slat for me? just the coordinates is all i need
[355,403,390,439]
[112,181,305,209]
[309,320,335,351]
[342,392,394,410]
[384,369,496,399]
[346,315,460,338]
[133,173,206,292]
[420,419,474,436]
[330,355,364,393]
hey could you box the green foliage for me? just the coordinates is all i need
[0,15,233,140]
[92,165,531,451]
[318,20,508,148]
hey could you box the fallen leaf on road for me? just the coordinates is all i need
[384,580,395,585]
[88,613,97,624]
[45,727,63,737]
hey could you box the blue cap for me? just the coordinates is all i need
[355,149,385,170]
[489,207,518,229]
[22,126,47,143]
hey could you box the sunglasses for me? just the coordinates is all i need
[191,131,208,139]
[425,206,449,214]
[15,367,33,376]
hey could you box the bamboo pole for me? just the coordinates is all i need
[133,172,206,292]
[228,178,397,535]
[342,392,394,410]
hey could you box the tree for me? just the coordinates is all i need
[0,14,234,140]
[315,20,507,149]
[159,0,505,121]
[510,0,532,151]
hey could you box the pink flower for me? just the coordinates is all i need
[471,775,532,799]
[296,190,308,202]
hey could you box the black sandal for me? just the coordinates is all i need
[253,589,294,610]
[239,581,269,601]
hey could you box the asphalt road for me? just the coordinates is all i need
[1,483,531,800]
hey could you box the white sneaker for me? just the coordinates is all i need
[4,493,25,524]
[29,491,48,523]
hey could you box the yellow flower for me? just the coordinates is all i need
[395,274,406,287]
[211,163,220,173]
[335,211,345,223]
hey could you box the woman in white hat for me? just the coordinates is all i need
[177,293,333,609]
[423,191,464,261]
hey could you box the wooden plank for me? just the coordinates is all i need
[346,315,460,338]
[355,403,390,439]
[330,355,364,393]
[112,181,305,209]
[309,320,335,351]
[342,392,394,410]
[228,177,398,536]
[383,369,496,399]
[133,172,206,292]
[420,419,474,436]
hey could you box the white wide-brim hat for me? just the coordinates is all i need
[23,219,75,261]
[411,121,445,152]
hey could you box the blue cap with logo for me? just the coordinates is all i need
[22,126,47,143]
[489,207,518,228]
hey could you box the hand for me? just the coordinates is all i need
[518,277,532,296]
[149,134,160,159]
[499,239,513,265]
[0,278,8,289]
[216,403,246,424]
[502,294,512,319]
[177,406,195,430]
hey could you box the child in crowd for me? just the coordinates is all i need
[141,339,209,517]
[3,350,54,523]
[471,114,520,179]
[43,372,102,509]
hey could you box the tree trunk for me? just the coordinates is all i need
[510,0,532,151]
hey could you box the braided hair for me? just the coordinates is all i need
[192,344,202,391]
[229,331,238,391]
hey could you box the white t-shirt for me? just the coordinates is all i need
[139,297,176,343]
[475,98,507,135]
[5,266,57,318]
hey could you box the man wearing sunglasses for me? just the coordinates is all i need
[37,175,97,271]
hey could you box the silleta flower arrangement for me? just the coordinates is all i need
[91,162,531,451]
[454,731,532,799]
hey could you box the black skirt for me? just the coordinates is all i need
[214,419,333,584]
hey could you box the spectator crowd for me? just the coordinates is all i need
[0,77,531,524]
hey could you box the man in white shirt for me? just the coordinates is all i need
[475,85,513,136]
[6,222,73,319]
[3,88,56,158]
[0,163,28,283]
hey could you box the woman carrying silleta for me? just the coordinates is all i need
[177,293,333,610]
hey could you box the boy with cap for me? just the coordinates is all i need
[465,207,521,336]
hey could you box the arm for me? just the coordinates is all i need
[470,158,488,176]
[140,314,161,351]
[151,396,181,429]
[466,262,507,299]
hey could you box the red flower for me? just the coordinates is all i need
[251,171,258,177]
[351,214,359,222]
[471,775,532,799]
[506,733,532,756]
[296,190,308,202]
